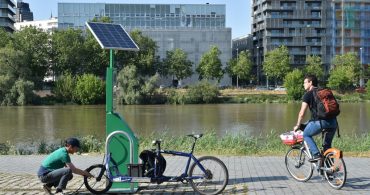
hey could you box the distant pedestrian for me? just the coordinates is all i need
[37,138,93,194]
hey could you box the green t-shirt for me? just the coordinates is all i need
[41,147,71,170]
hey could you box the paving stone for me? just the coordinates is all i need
[0,155,369,194]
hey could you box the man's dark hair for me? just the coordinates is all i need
[65,137,81,148]
[305,75,318,87]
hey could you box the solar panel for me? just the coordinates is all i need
[86,22,139,51]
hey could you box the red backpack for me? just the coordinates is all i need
[313,88,340,120]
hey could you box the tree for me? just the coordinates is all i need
[83,31,110,77]
[263,46,290,85]
[50,29,85,76]
[327,65,354,92]
[115,29,161,77]
[12,27,49,88]
[0,28,11,48]
[163,48,193,83]
[332,52,361,84]
[0,46,30,79]
[197,45,224,82]
[284,69,304,100]
[226,51,253,88]
[305,55,324,79]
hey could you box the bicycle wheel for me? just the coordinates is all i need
[323,152,347,189]
[188,156,229,195]
[84,164,112,194]
[285,147,313,182]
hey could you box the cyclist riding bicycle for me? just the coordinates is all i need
[293,75,338,162]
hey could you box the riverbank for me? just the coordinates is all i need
[1,131,369,157]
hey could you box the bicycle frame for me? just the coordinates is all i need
[294,140,342,174]
[101,139,208,184]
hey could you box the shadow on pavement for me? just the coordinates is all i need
[345,177,370,190]
[228,175,289,184]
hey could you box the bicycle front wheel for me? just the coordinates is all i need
[285,147,313,182]
[323,152,347,189]
[189,156,229,195]
[84,164,112,194]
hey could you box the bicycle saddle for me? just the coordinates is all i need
[152,139,162,145]
[187,134,203,139]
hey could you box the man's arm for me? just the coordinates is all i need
[66,162,94,178]
[293,102,308,131]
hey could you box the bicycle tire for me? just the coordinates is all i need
[188,156,229,195]
[84,164,112,194]
[323,152,347,189]
[285,147,313,182]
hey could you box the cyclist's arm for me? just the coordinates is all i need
[294,102,308,130]
[66,162,94,177]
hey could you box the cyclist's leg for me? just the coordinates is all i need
[320,119,337,151]
[303,121,322,156]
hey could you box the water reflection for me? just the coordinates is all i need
[0,103,368,143]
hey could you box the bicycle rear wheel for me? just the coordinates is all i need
[323,152,347,189]
[189,156,229,195]
[285,147,313,182]
[84,164,112,194]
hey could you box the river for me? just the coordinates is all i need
[0,103,369,143]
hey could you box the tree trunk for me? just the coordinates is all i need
[236,75,239,88]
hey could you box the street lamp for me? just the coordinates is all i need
[360,47,364,87]
[256,46,259,85]
[236,48,239,88]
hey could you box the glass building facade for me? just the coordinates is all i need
[58,3,231,86]
[0,0,16,32]
[15,1,34,22]
[58,3,225,30]
[329,0,370,67]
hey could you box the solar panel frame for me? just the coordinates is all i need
[86,22,139,51]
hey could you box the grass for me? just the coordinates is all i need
[1,131,370,157]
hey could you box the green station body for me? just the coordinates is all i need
[85,22,140,193]
[106,50,139,193]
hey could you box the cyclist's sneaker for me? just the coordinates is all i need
[42,184,52,195]
[55,188,65,195]
[309,154,322,162]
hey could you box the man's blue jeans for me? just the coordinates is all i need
[39,168,73,190]
[303,118,337,156]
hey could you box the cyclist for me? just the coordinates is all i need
[293,75,337,162]
[37,138,94,194]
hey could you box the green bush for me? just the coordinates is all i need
[1,78,34,106]
[186,81,219,104]
[284,69,304,100]
[166,88,187,104]
[54,72,76,103]
[74,74,105,105]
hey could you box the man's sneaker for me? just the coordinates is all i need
[309,154,322,162]
[42,184,52,195]
[55,188,65,195]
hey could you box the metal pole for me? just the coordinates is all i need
[106,49,114,113]
[236,48,239,88]
[257,46,259,85]
[360,47,364,87]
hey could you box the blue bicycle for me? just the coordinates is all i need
[84,134,229,194]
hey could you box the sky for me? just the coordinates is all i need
[21,0,251,39]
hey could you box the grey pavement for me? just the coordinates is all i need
[0,155,369,194]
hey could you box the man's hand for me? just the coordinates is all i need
[293,125,300,132]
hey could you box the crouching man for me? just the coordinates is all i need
[37,138,93,194]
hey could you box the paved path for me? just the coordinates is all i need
[0,155,369,194]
